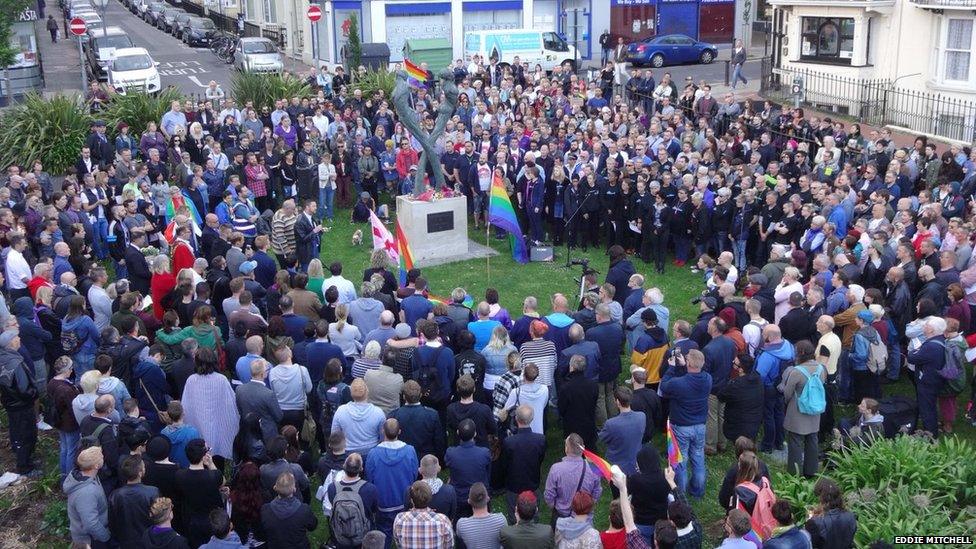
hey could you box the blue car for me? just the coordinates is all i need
[626,34,718,68]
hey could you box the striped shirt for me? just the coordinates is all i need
[518,339,558,387]
[456,513,507,549]
[393,508,454,549]
[270,210,297,257]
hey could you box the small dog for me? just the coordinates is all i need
[351,229,363,246]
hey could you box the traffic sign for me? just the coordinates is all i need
[306,5,322,22]
[69,17,87,36]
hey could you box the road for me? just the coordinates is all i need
[97,0,235,95]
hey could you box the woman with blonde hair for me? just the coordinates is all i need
[329,303,363,361]
[150,254,176,320]
[143,497,192,548]
[306,259,325,297]
[481,325,516,391]
[34,285,61,363]
[71,370,119,426]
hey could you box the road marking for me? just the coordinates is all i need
[187,75,210,88]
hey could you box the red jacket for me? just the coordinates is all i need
[171,240,195,276]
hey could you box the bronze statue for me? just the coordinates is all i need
[391,68,459,196]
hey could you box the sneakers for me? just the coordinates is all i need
[20,469,43,480]
[36,419,53,431]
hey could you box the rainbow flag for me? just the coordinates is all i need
[404,58,427,88]
[427,293,475,309]
[396,219,414,287]
[666,421,683,467]
[582,448,613,481]
[488,174,528,264]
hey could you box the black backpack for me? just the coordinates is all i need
[330,479,369,547]
[413,346,446,405]
[80,422,112,450]
[317,380,349,438]
[61,329,84,356]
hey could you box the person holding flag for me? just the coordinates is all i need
[659,348,712,498]
[488,167,529,264]
[543,433,603,527]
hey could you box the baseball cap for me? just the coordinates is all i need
[239,260,257,275]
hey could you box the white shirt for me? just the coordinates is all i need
[743,318,769,357]
[4,249,30,289]
[88,284,113,331]
[322,275,357,305]
[318,163,336,189]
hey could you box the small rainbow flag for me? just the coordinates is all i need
[666,421,683,467]
[427,293,475,309]
[404,58,427,88]
[395,219,414,287]
[488,174,528,264]
[581,448,613,481]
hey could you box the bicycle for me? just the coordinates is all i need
[210,33,238,63]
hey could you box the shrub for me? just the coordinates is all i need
[0,93,91,174]
[354,69,396,100]
[103,87,183,138]
[231,72,312,112]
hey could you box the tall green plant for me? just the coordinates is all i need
[0,93,91,173]
[230,72,312,111]
[346,13,362,69]
[103,87,183,137]
[354,68,395,99]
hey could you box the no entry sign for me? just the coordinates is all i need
[69,17,87,36]
[306,5,322,22]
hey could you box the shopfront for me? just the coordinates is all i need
[3,9,43,98]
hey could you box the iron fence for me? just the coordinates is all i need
[760,58,976,143]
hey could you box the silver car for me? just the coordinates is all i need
[234,37,283,73]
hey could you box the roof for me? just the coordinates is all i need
[92,26,127,36]
[240,36,274,43]
[112,47,150,57]
[404,38,451,51]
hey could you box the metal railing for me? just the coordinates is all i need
[908,0,976,7]
[760,58,976,143]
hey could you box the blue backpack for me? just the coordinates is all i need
[796,363,826,415]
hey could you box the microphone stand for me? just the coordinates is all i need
[562,188,595,268]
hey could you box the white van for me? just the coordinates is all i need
[464,29,578,72]
[108,47,161,95]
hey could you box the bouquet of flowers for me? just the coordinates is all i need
[140,246,159,257]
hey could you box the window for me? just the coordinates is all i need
[945,19,973,82]
[800,17,855,64]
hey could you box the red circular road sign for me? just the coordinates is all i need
[306,5,322,22]
[69,17,87,36]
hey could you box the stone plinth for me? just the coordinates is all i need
[396,195,469,265]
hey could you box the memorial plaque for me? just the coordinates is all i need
[427,211,454,233]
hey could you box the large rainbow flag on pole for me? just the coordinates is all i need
[666,420,683,467]
[404,58,427,89]
[395,219,414,287]
[488,174,529,264]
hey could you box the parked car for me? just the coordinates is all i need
[233,37,283,73]
[144,1,166,24]
[625,34,718,68]
[108,47,161,95]
[182,16,216,46]
[129,0,146,15]
[158,7,186,33]
[172,12,193,37]
[85,26,132,81]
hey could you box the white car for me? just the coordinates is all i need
[234,37,283,73]
[108,47,161,95]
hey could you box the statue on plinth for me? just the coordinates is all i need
[391,68,459,197]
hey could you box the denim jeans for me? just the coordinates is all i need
[838,349,853,402]
[92,218,109,260]
[114,259,128,283]
[59,430,80,476]
[761,386,785,452]
[733,239,748,270]
[673,234,691,262]
[319,186,335,222]
[671,423,706,498]
[73,352,95,379]
[713,231,729,255]
[731,63,748,88]
[887,342,902,381]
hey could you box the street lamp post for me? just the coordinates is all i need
[91,0,108,37]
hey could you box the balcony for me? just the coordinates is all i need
[909,0,976,9]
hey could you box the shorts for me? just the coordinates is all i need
[473,191,487,214]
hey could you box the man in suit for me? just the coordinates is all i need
[74,146,96,177]
[125,231,152,296]
[200,214,221,262]
[235,358,283,427]
[293,199,322,271]
[85,120,115,170]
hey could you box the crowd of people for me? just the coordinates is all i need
[0,51,971,549]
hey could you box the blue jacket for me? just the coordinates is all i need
[703,335,736,395]
[281,313,310,344]
[390,403,445,460]
[585,321,625,382]
[543,312,575,355]
[659,368,712,426]
[365,440,419,513]
[13,297,51,362]
[305,341,346,386]
[411,344,455,404]
[850,326,880,372]
[762,526,812,549]
[161,423,201,468]
[62,314,100,356]
[445,441,491,503]
[598,410,646,475]
[907,336,947,389]
[252,251,278,288]
[755,340,795,387]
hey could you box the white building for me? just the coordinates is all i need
[767,0,976,141]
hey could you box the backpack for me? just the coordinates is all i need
[413,346,446,405]
[938,340,966,394]
[734,476,778,540]
[330,479,369,546]
[61,328,84,356]
[866,335,888,374]
[796,363,826,415]
[318,381,349,438]
[80,422,111,450]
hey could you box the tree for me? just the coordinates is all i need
[346,12,361,70]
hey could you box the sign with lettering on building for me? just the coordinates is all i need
[17,9,38,22]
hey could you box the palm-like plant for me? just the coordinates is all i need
[355,68,396,100]
[231,72,312,111]
[103,87,183,138]
[0,93,92,174]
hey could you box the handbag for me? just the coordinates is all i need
[300,405,317,445]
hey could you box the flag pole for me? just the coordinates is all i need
[486,218,491,283]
